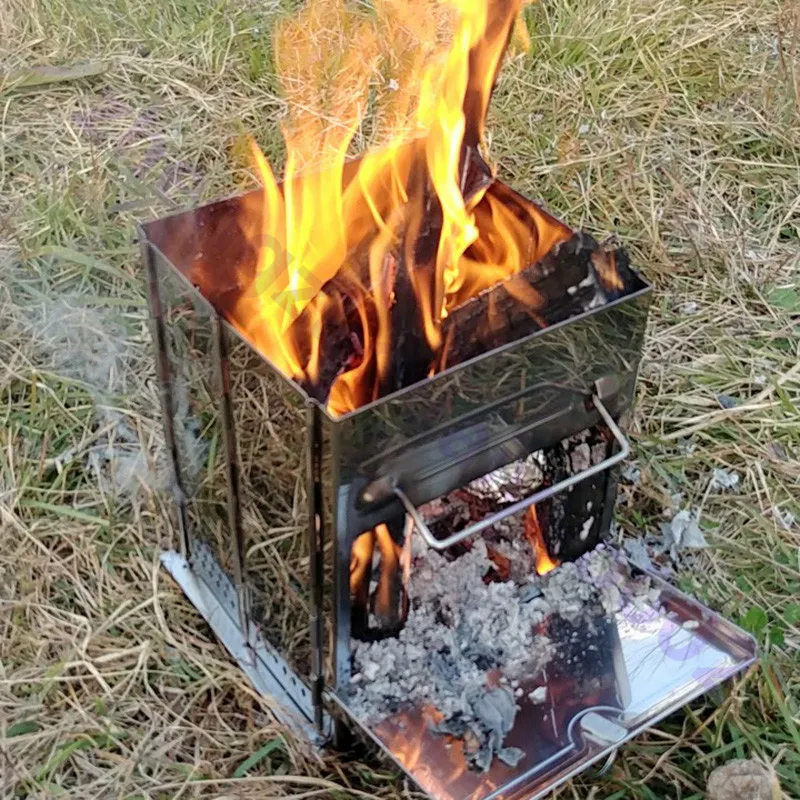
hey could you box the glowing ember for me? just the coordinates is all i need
[230,0,572,414]
[525,506,558,575]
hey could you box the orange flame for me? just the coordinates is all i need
[233,0,569,414]
[525,505,558,576]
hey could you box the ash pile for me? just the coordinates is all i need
[349,467,656,771]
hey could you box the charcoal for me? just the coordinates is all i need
[433,713,468,738]
[439,231,623,368]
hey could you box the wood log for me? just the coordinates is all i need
[291,147,494,403]
[294,276,366,403]
[537,426,613,564]
[438,231,619,368]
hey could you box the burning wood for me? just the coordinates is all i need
[219,0,634,417]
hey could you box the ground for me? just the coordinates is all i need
[0,0,798,798]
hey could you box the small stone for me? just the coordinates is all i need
[681,301,699,315]
[706,759,781,800]
[717,393,740,410]
[754,374,767,386]
[387,78,400,90]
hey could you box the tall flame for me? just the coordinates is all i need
[233,0,566,414]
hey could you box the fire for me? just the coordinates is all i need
[231,0,571,415]
[350,523,409,630]
[525,506,558,575]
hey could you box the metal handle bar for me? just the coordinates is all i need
[393,395,629,551]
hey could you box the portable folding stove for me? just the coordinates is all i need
[139,170,756,798]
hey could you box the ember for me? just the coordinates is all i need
[525,505,558,575]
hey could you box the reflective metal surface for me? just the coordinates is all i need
[141,187,762,800]
[330,548,757,800]
[140,186,653,701]
[161,542,329,741]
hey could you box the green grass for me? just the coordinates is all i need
[1,0,799,797]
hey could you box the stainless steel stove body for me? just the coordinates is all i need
[140,182,756,799]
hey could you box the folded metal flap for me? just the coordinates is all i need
[330,547,757,800]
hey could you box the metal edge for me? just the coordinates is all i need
[161,546,331,744]
[515,645,758,800]
[330,281,653,425]
[306,401,326,732]
[138,195,652,429]
[139,225,192,558]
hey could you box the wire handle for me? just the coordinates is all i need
[393,395,629,551]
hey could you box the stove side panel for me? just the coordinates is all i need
[337,290,651,527]
[144,233,326,692]
[144,236,240,579]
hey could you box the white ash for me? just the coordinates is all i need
[570,443,591,473]
[624,538,655,572]
[528,686,547,705]
[350,539,554,725]
[433,686,525,772]
[711,468,740,491]
[621,464,641,485]
[350,540,653,770]
[772,507,796,531]
[661,509,709,556]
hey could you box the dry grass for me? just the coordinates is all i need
[1,0,799,797]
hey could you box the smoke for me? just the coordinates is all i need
[2,255,166,501]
